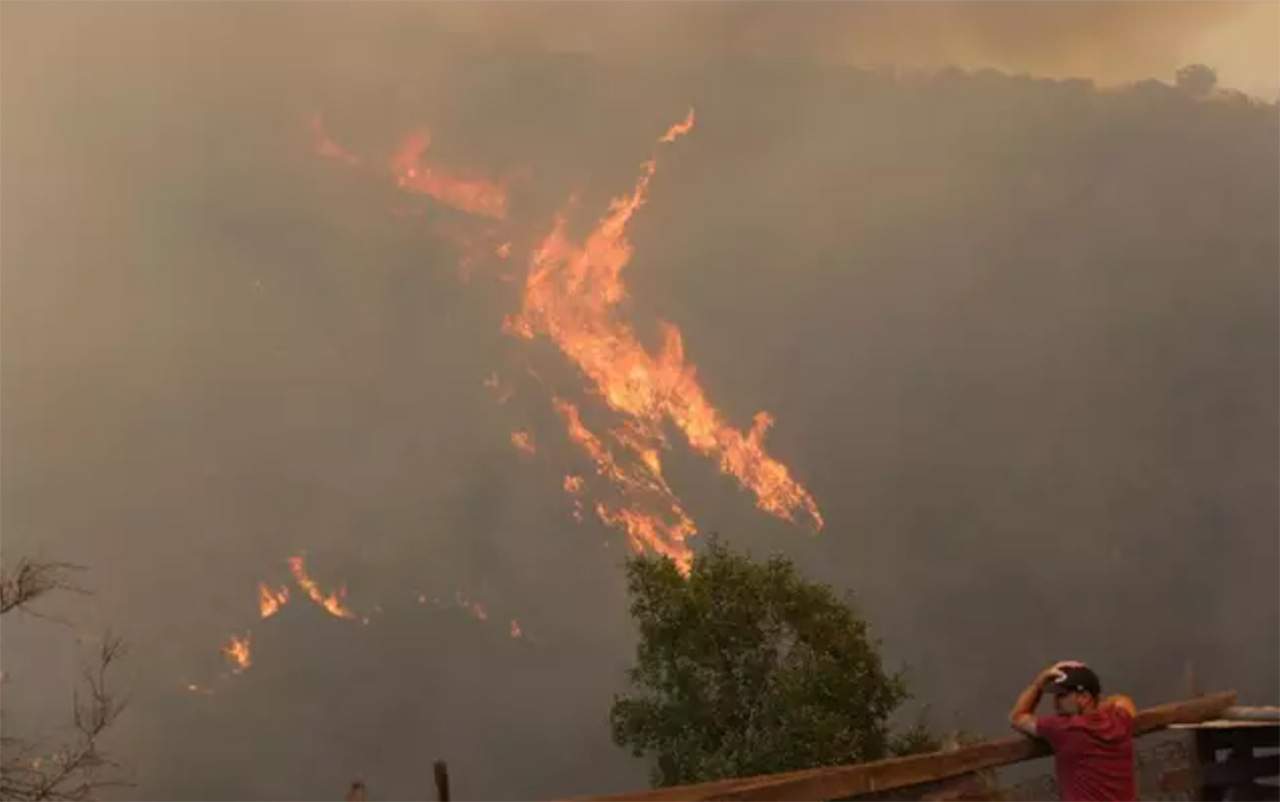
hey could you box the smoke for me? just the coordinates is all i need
[391,2,1278,98]
[2,3,1276,799]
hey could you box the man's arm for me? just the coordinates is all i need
[1009,661,1085,737]
[1009,669,1051,736]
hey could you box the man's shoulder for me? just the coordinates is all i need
[1101,694,1137,718]
[1077,706,1137,740]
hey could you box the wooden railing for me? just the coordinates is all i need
[585,691,1239,801]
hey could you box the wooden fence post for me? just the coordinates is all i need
[434,760,450,802]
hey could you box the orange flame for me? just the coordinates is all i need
[554,399,695,571]
[287,555,357,620]
[510,429,537,457]
[258,583,289,619]
[222,633,252,673]
[563,474,584,494]
[510,619,523,639]
[311,114,361,167]
[314,107,819,572]
[504,110,823,564]
[659,108,696,143]
[390,130,508,219]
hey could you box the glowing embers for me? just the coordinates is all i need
[221,633,252,674]
[659,108,695,143]
[309,112,508,220]
[389,130,508,219]
[258,583,289,619]
[510,430,537,457]
[288,555,358,621]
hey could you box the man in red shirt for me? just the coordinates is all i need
[1009,661,1137,801]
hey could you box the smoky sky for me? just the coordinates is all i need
[420,1,1279,99]
[2,3,1277,800]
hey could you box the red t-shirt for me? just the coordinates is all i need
[1036,707,1136,801]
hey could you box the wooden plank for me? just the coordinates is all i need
[714,692,1239,802]
[918,772,991,801]
[1134,693,1240,732]
[584,691,1237,802]
[588,765,836,802]
[714,739,1043,802]
[1221,707,1280,722]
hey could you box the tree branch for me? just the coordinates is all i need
[0,561,86,617]
[0,560,130,801]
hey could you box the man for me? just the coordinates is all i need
[1009,661,1137,801]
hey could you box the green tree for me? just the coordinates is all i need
[610,539,926,787]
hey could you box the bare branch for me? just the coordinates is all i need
[0,561,86,616]
[0,561,130,801]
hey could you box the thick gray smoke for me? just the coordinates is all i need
[3,4,1276,799]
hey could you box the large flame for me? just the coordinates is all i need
[390,130,508,219]
[503,110,822,568]
[222,633,252,674]
[308,107,821,572]
[288,555,357,620]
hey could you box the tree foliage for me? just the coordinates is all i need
[610,539,919,787]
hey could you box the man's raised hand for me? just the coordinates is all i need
[1041,660,1087,685]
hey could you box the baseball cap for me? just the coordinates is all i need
[1050,664,1102,696]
